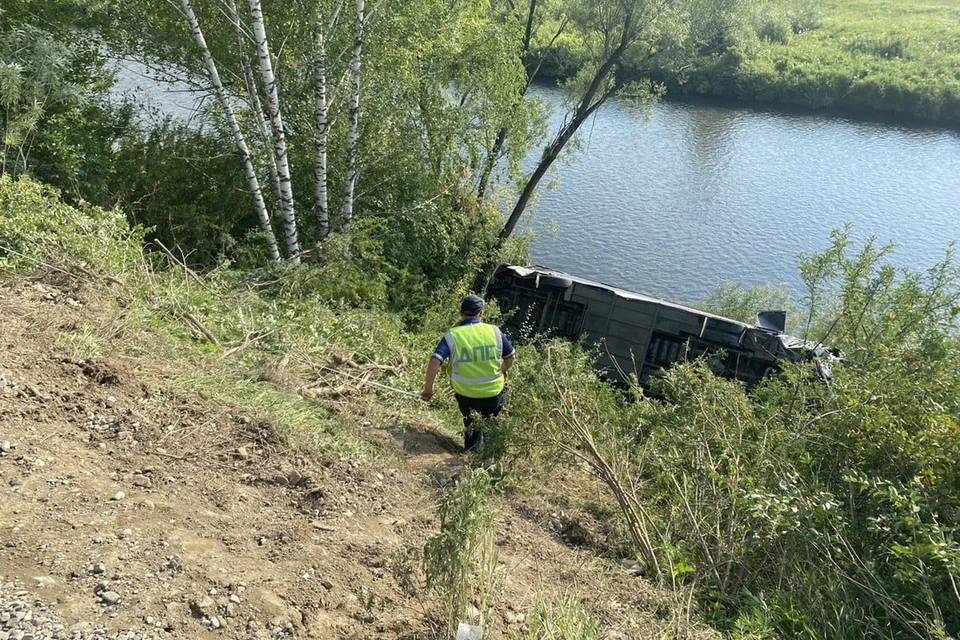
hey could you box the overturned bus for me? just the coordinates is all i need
[486,265,834,387]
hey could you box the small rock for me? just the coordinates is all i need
[112,491,126,501]
[229,595,241,604]
[28,385,48,401]
[0,440,10,453]
[88,563,106,575]
[165,555,183,571]
[8,478,20,487]
[100,591,121,605]
[106,396,117,408]
[131,475,151,488]
[620,558,644,576]
[209,616,221,629]
[191,596,216,618]
[236,447,249,460]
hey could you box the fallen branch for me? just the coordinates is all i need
[221,329,276,359]
[183,312,221,346]
[153,239,208,288]
[330,351,402,373]
[0,244,123,286]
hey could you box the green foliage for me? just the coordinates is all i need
[533,31,590,83]
[798,227,960,364]
[677,233,959,637]
[708,0,960,122]
[0,24,132,193]
[697,279,794,329]
[424,468,500,635]
[98,0,540,268]
[108,121,262,267]
[1,26,85,177]
[495,338,621,478]
[754,13,792,45]
[0,174,143,273]
[498,225,959,638]
[544,0,960,124]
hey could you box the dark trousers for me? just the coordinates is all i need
[454,392,504,451]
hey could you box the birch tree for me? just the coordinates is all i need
[248,0,300,260]
[178,0,280,261]
[312,0,348,239]
[339,0,364,231]
[313,13,331,239]
[225,0,283,205]
[108,0,536,269]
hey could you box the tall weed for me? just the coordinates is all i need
[424,468,501,636]
[511,592,602,640]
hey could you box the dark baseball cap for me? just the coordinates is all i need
[460,295,485,315]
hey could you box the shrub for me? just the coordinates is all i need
[786,0,823,35]
[506,228,960,638]
[0,174,144,274]
[109,122,262,268]
[755,15,792,44]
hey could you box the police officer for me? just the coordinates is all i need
[421,295,515,451]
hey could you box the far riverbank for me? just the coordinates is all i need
[537,0,960,127]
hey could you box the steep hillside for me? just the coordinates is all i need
[0,273,702,640]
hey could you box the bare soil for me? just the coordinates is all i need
[0,274,706,639]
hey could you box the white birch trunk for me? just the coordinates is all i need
[226,0,283,204]
[340,0,364,229]
[179,0,280,261]
[249,0,300,260]
[313,14,330,239]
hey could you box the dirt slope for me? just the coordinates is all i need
[0,275,698,639]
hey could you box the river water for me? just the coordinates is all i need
[521,86,960,305]
[113,65,959,305]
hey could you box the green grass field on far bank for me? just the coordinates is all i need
[675,0,960,123]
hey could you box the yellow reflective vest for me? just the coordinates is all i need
[444,322,505,398]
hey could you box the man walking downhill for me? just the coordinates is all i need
[421,295,515,451]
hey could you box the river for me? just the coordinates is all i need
[521,85,960,305]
